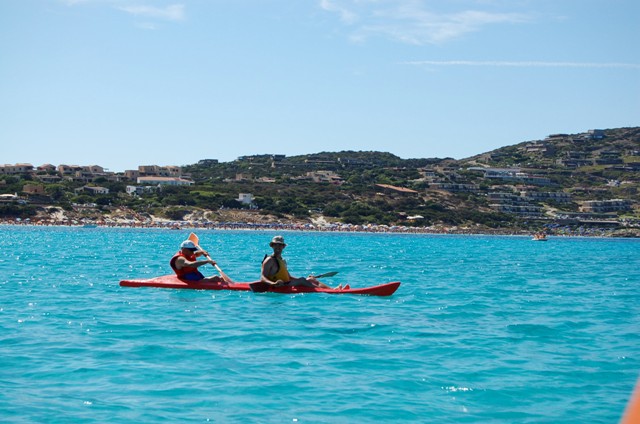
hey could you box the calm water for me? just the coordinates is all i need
[0,226,638,423]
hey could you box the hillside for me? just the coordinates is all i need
[1,127,639,235]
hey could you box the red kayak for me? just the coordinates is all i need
[119,275,400,296]
[120,275,250,291]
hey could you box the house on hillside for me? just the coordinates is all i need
[35,174,62,183]
[524,142,556,157]
[126,185,159,196]
[429,183,479,193]
[198,159,219,166]
[0,193,22,202]
[586,129,605,139]
[237,193,255,205]
[307,171,343,184]
[0,163,34,174]
[138,165,181,177]
[75,186,109,195]
[69,165,107,183]
[124,169,140,180]
[235,173,252,182]
[23,184,46,195]
[23,184,51,203]
[556,152,593,168]
[37,164,57,173]
[580,199,632,213]
[137,176,193,186]
[487,192,543,217]
[467,167,551,186]
[545,134,569,143]
[520,191,572,203]
[58,164,83,176]
[595,151,623,165]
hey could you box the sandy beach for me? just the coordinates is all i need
[2,206,638,237]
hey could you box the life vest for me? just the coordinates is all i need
[170,251,200,278]
[263,254,289,282]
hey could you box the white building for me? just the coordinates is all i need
[137,176,194,186]
[126,185,159,195]
[237,193,255,205]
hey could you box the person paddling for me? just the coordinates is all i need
[170,240,222,282]
[260,236,342,289]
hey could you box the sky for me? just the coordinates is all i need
[1,0,639,172]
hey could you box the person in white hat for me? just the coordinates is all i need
[169,240,222,282]
[260,236,341,289]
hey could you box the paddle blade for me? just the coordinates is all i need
[622,378,640,424]
[188,233,199,245]
[188,233,234,283]
[249,282,271,293]
[312,271,338,278]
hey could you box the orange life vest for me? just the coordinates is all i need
[170,251,200,278]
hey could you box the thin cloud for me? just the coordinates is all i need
[402,60,640,69]
[319,0,529,44]
[60,1,186,22]
[320,0,358,24]
[117,4,185,21]
[60,0,93,4]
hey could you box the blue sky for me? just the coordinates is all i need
[1,0,638,172]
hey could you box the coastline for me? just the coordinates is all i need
[1,216,638,238]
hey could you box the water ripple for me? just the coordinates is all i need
[0,227,638,423]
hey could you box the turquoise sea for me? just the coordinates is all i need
[1,226,638,423]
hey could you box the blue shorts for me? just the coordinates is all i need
[181,271,205,281]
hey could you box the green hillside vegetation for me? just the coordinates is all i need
[1,127,638,233]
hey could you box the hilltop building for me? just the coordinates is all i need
[0,163,34,174]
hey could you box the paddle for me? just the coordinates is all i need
[250,272,339,293]
[310,271,338,279]
[188,233,235,284]
[249,282,271,293]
